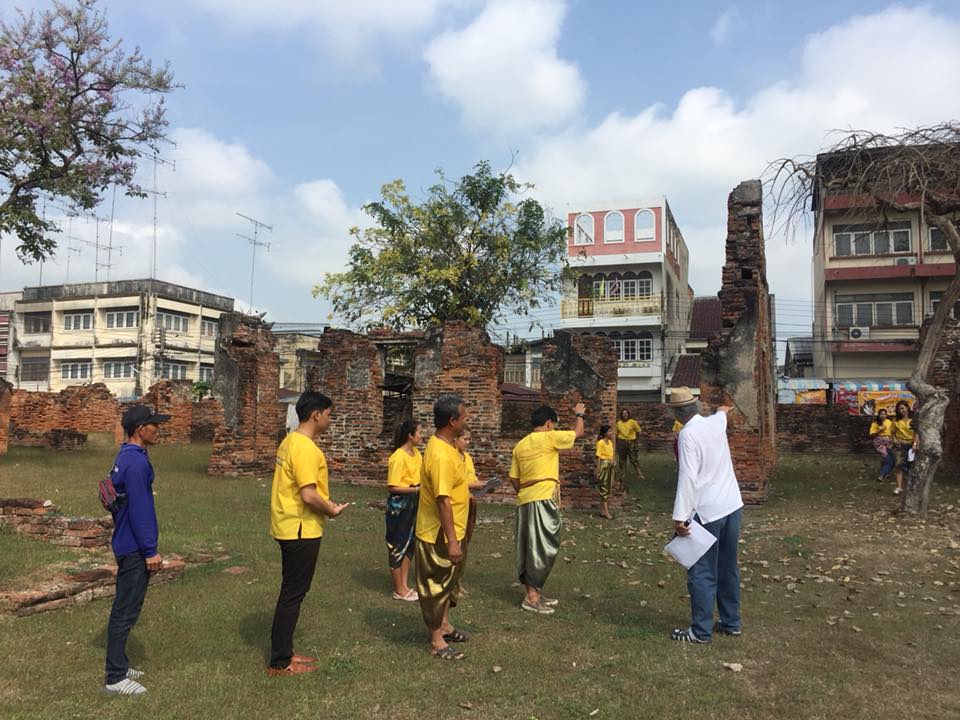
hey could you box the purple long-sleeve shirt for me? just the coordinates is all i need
[110,443,159,559]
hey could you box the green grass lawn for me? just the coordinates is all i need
[1,442,958,720]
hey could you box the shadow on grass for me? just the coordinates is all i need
[238,610,272,661]
[351,566,388,595]
[89,625,146,663]
[361,606,422,647]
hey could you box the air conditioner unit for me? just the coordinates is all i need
[894,257,917,266]
[848,326,870,340]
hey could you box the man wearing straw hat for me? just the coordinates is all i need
[665,387,743,644]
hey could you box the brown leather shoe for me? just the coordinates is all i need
[291,654,317,664]
[266,662,317,677]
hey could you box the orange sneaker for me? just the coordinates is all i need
[266,662,317,677]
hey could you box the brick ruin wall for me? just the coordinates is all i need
[207,312,282,476]
[0,498,112,550]
[699,179,778,503]
[0,379,11,454]
[306,323,626,512]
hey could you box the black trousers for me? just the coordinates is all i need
[105,554,150,684]
[269,537,322,668]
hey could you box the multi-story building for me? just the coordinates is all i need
[272,325,328,391]
[0,291,21,383]
[8,279,234,398]
[560,199,692,402]
[811,151,956,381]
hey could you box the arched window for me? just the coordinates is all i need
[635,209,655,240]
[604,211,624,243]
[636,330,653,361]
[637,270,653,297]
[574,213,595,245]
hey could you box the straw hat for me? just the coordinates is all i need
[665,386,698,407]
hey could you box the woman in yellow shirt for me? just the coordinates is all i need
[869,408,894,483]
[386,420,423,601]
[595,424,616,519]
[890,401,919,496]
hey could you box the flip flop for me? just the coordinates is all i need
[431,645,465,660]
[442,629,470,643]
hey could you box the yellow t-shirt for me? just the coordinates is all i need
[892,418,915,444]
[616,419,641,440]
[387,447,422,489]
[463,452,477,484]
[416,435,469,543]
[510,430,577,505]
[869,419,892,437]
[595,438,614,461]
[672,420,684,434]
[270,431,328,540]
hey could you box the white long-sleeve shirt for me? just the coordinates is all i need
[672,411,744,523]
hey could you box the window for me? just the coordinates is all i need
[574,214,595,245]
[201,319,218,337]
[60,361,91,380]
[622,279,638,298]
[637,270,653,296]
[833,222,911,257]
[611,334,653,363]
[637,337,653,361]
[103,360,136,379]
[23,313,51,334]
[106,310,139,329]
[157,311,189,333]
[20,357,49,381]
[930,227,949,252]
[199,365,214,383]
[635,209,655,240]
[929,291,960,319]
[63,313,93,331]
[834,293,914,327]
[604,211,624,243]
[160,361,188,380]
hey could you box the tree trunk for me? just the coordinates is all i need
[902,377,948,515]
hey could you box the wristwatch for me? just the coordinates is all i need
[575,412,586,418]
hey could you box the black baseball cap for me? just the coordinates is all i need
[121,405,171,433]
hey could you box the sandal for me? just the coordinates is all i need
[392,588,419,602]
[442,628,470,643]
[671,627,709,644]
[431,645,465,660]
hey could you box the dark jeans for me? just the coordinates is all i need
[269,537,322,668]
[105,554,150,684]
[687,508,742,641]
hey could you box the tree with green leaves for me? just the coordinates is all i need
[0,0,176,262]
[317,161,569,331]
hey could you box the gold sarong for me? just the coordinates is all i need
[515,498,562,590]
[415,531,466,631]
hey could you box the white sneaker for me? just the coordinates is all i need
[126,668,145,680]
[104,677,147,696]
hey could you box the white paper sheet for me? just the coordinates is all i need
[664,520,718,569]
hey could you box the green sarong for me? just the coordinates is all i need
[515,498,562,590]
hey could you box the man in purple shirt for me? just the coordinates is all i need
[103,405,169,696]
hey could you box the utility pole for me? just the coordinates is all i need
[236,212,273,312]
[146,152,176,280]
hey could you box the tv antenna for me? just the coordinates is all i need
[146,151,176,279]
[236,212,273,312]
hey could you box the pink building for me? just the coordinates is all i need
[561,199,692,401]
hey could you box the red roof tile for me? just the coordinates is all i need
[690,297,721,340]
[670,354,702,389]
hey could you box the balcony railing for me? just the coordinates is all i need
[560,295,662,319]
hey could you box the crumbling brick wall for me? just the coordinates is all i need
[9,384,123,446]
[208,313,281,476]
[0,379,11,454]
[139,380,195,444]
[699,180,778,503]
[776,405,873,453]
[307,323,623,511]
[0,498,112,549]
[306,329,385,482]
[191,397,224,441]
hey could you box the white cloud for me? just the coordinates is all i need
[186,0,459,61]
[710,6,739,47]
[516,5,960,312]
[424,0,585,134]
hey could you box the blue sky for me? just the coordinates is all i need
[4,0,960,348]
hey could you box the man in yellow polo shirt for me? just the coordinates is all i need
[510,402,586,615]
[416,394,471,659]
[267,392,349,676]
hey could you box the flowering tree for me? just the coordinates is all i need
[317,161,569,331]
[0,0,175,262]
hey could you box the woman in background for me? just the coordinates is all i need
[890,401,919,496]
[595,424,616,519]
[385,420,422,601]
[869,408,894,483]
